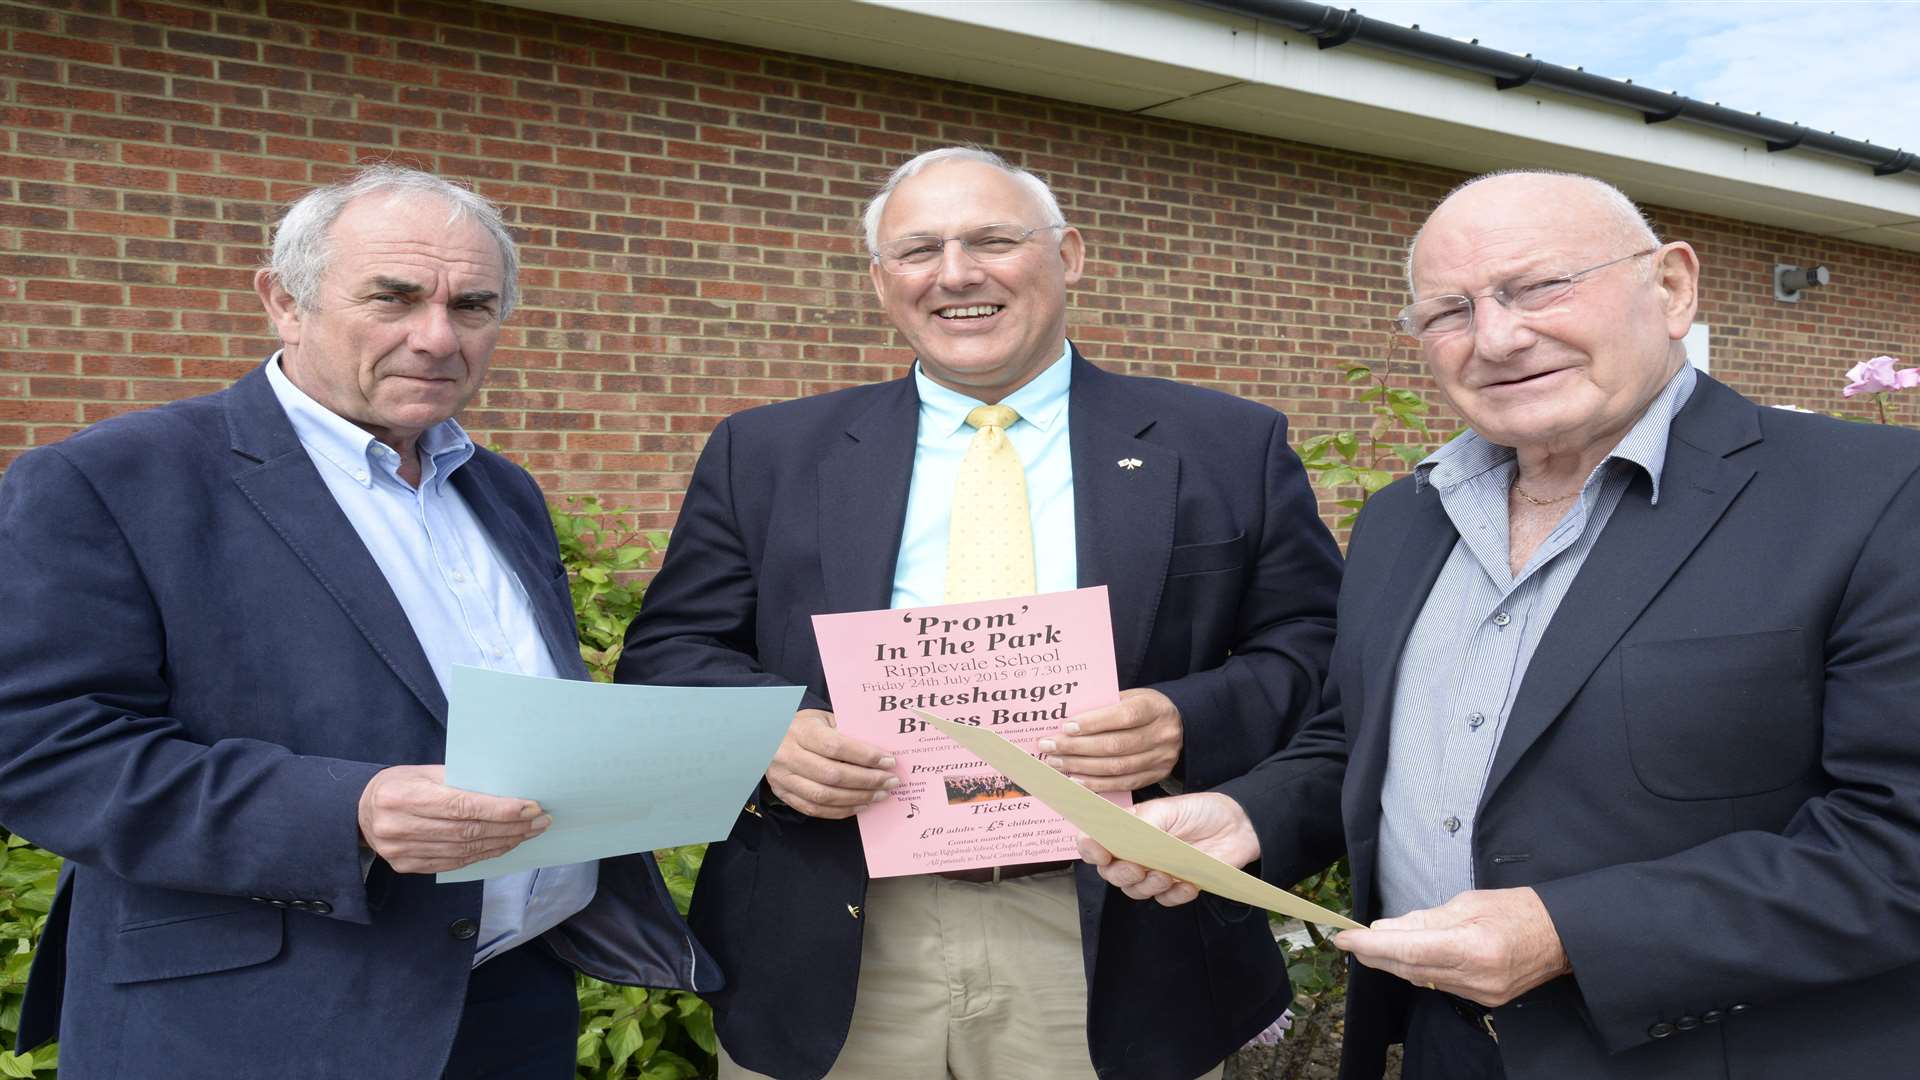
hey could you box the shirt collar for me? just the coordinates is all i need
[264,351,475,490]
[914,341,1073,438]
[1415,362,1698,505]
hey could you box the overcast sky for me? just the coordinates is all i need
[1346,1,1920,153]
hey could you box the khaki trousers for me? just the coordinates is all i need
[719,870,1225,1080]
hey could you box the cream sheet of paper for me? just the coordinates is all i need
[917,711,1362,930]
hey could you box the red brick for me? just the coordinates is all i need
[0,155,70,182]
[11,29,113,62]
[22,229,117,256]
[25,280,123,304]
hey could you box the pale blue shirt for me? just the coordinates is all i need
[1375,364,1696,917]
[890,343,1078,606]
[265,354,596,966]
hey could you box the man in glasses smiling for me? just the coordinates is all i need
[620,146,1343,1079]
[1085,170,1920,1079]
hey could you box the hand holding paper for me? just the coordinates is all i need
[1036,687,1184,792]
[918,711,1361,929]
[359,763,550,874]
[764,708,898,819]
[1077,792,1259,906]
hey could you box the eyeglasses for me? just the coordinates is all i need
[1394,246,1662,341]
[870,222,1064,275]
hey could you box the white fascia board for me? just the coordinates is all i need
[499,0,1920,251]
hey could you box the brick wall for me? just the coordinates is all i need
[3,0,1917,532]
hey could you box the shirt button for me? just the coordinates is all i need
[1466,712,1485,730]
[1492,611,1511,627]
[449,917,479,940]
[1442,815,1461,834]
[451,571,467,583]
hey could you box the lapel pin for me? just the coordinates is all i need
[1117,457,1143,470]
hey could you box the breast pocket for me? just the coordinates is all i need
[1167,532,1245,577]
[1621,628,1819,800]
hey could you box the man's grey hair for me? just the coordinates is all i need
[862,146,1067,250]
[1405,169,1659,292]
[266,164,519,318]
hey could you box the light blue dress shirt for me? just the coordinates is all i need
[890,343,1078,607]
[1375,363,1697,918]
[265,354,596,966]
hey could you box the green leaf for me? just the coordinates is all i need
[681,1003,717,1054]
[1344,365,1372,383]
[607,1017,644,1072]
[1317,466,1357,489]
[577,1030,604,1065]
[0,1051,34,1079]
[1356,386,1385,403]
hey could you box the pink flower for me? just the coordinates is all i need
[1842,355,1920,397]
[1243,1009,1293,1047]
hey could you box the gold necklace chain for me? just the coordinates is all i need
[1510,474,1578,507]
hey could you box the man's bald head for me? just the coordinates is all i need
[1407,171,1657,293]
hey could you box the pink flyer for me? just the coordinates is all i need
[812,586,1129,878]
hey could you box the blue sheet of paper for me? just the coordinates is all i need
[437,666,801,883]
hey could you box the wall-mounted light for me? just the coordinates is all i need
[1774,263,1830,302]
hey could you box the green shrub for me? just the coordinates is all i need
[0,831,59,1078]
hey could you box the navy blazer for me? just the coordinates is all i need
[0,364,718,1079]
[1221,375,1920,1079]
[618,349,1344,1080]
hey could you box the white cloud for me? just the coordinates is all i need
[1345,1,1920,152]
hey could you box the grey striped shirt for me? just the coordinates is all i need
[1374,364,1697,918]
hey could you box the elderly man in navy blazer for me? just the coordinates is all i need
[617,146,1343,1080]
[1085,171,1920,1080]
[0,166,715,1078]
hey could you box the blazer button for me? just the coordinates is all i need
[309,900,333,915]
[1676,1015,1700,1031]
[1647,1021,1676,1039]
[1701,1009,1725,1024]
[449,917,479,940]
[1727,1003,1752,1016]
[288,900,311,912]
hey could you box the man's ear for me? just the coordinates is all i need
[1057,227,1085,287]
[869,253,889,307]
[1655,241,1700,341]
[255,268,303,346]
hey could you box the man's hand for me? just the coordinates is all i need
[1333,887,1572,1006]
[765,709,898,819]
[1076,792,1260,907]
[357,764,550,874]
[1037,687,1183,792]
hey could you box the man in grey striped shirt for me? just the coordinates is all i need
[1080,171,1920,1079]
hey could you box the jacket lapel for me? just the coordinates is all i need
[1348,485,1457,849]
[1483,376,1760,799]
[453,463,589,681]
[225,363,448,724]
[817,374,920,613]
[1068,351,1179,688]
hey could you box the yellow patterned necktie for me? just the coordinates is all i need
[944,403,1037,603]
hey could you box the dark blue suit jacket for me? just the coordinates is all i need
[618,350,1343,1080]
[0,364,718,1078]
[1221,375,1920,1079]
